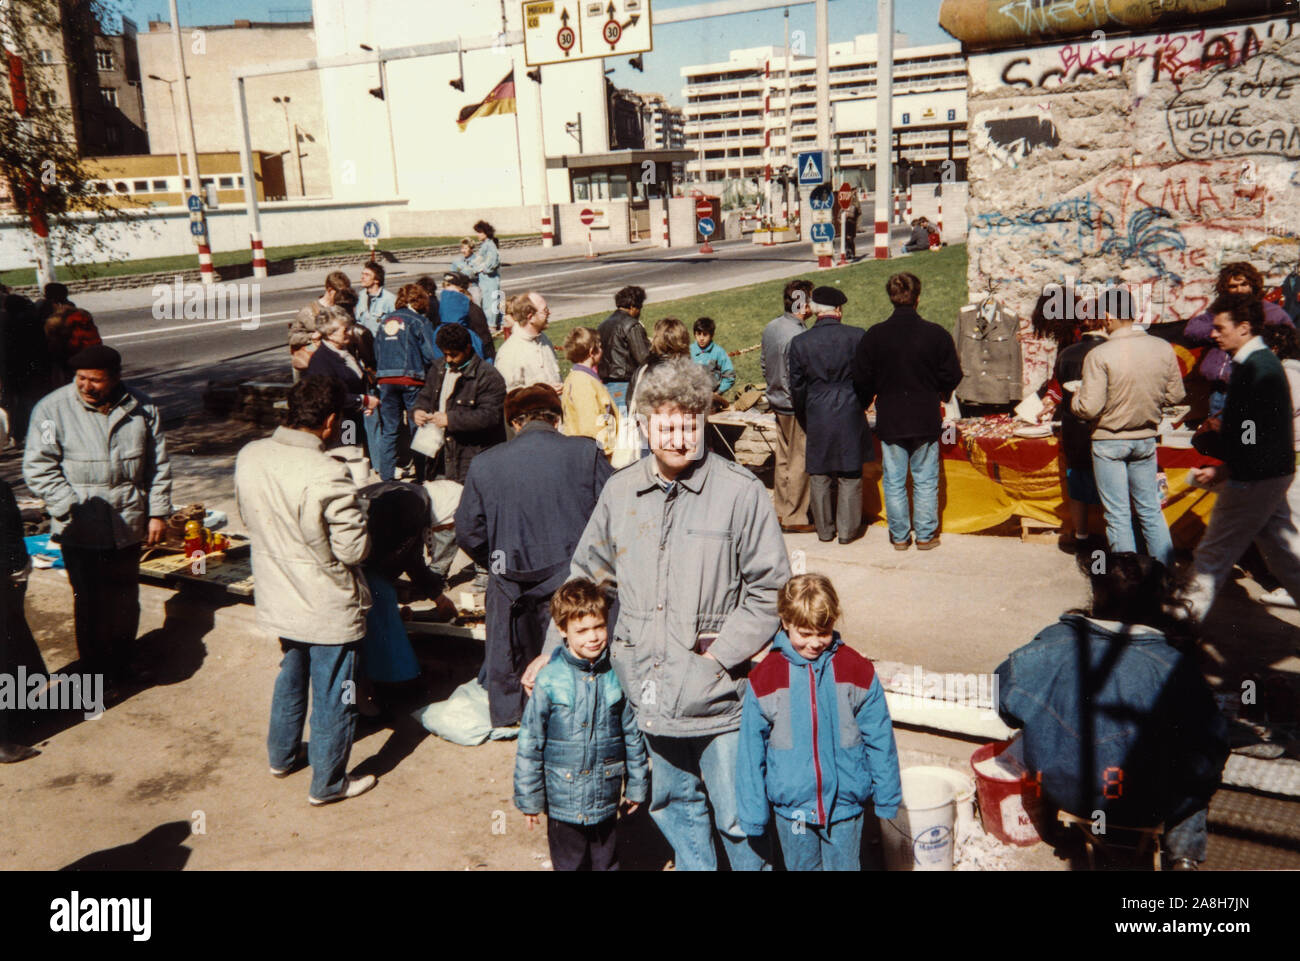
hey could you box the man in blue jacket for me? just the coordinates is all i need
[455,385,612,727]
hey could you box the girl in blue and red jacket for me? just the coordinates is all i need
[737,573,902,871]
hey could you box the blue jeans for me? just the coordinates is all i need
[375,383,423,481]
[880,439,941,543]
[775,812,863,871]
[645,731,771,871]
[606,381,629,415]
[268,639,360,800]
[1090,438,1173,566]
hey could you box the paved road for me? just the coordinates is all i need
[81,233,895,417]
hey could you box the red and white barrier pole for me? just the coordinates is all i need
[250,233,267,278]
[541,210,554,248]
[661,198,670,249]
[586,227,595,259]
[905,185,912,220]
[875,218,889,260]
[198,243,214,284]
[936,186,943,241]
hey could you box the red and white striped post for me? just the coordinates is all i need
[249,233,267,278]
[875,217,889,260]
[198,243,214,284]
[661,197,671,248]
[541,210,554,248]
[905,185,912,220]
[936,185,943,241]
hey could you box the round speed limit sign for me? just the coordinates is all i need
[603,19,622,46]
[557,25,575,53]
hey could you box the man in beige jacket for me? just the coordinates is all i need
[1071,289,1185,566]
[235,375,376,806]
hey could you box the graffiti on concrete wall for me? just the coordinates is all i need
[976,113,1062,167]
[978,18,1296,93]
[1166,53,1300,159]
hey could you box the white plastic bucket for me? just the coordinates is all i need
[881,769,957,871]
[907,766,976,839]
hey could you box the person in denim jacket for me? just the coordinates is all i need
[514,579,648,871]
[737,574,901,870]
[995,553,1229,870]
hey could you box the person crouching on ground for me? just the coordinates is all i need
[234,375,377,806]
[737,573,901,870]
[996,552,1228,870]
[514,578,648,870]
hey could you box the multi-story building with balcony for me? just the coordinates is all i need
[681,32,969,187]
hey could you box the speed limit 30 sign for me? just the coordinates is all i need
[523,0,652,66]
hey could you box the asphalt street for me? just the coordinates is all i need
[73,232,895,417]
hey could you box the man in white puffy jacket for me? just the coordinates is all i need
[235,375,377,806]
[23,345,171,699]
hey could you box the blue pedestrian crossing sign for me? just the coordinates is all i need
[187,195,203,212]
[797,149,828,186]
[189,220,205,236]
[697,216,715,237]
[363,219,381,241]
[810,222,835,243]
[809,184,834,211]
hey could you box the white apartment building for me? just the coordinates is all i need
[681,32,969,186]
[639,93,686,150]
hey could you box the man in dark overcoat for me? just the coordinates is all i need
[787,286,873,544]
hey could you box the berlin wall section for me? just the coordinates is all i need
[963,16,1300,388]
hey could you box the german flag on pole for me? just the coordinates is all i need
[457,70,516,132]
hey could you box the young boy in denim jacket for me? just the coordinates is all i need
[690,317,736,395]
[737,573,902,870]
[514,578,648,870]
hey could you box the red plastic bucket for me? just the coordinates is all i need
[970,740,1042,846]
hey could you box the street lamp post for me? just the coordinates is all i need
[272,95,303,197]
[168,0,212,283]
[147,73,186,199]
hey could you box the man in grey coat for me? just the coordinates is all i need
[523,358,791,870]
[235,375,376,806]
[24,345,171,697]
[761,279,815,532]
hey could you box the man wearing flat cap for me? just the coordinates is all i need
[455,385,612,726]
[23,344,172,697]
[787,285,873,543]
[440,271,496,364]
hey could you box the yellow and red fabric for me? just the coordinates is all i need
[457,71,516,132]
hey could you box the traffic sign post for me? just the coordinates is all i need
[696,198,714,254]
[363,218,381,257]
[796,149,828,187]
[523,0,653,67]
[808,183,834,269]
[580,207,596,259]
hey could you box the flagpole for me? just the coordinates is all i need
[510,60,525,207]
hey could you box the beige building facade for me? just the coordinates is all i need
[135,19,332,199]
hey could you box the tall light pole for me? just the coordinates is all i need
[147,74,186,194]
[359,44,399,196]
[272,95,303,197]
[168,0,212,283]
[873,0,894,260]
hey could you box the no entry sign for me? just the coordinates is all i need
[580,208,596,226]
[695,199,712,219]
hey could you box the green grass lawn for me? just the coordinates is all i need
[549,243,970,391]
[0,233,540,287]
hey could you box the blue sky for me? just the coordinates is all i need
[114,0,951,105]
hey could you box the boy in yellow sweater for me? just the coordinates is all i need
[560,328,619,459]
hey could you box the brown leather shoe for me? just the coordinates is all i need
[916,536,941,550]
[781,523,817,534]
[891,536,911,550]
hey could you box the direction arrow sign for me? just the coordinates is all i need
[810,222,835,243]
[523,0,653,67]
[809,184,834,211]
[697,216,715,237]
[838,183,855,210]
[187,195,203,212]
[796,149,827,186]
